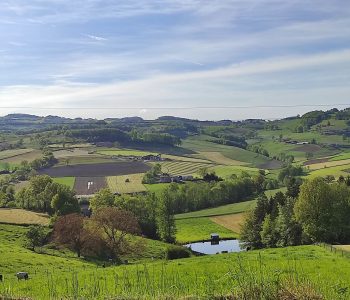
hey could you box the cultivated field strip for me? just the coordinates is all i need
[161,161,214,175]
[0,208,49,225]
[0,148,34,160]
[74,177,107,195]
[306,158,350,170]
[107,173,147,194]
[38,162,151,177]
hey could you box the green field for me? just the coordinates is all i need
[0,224,349,299]
[107,173,147,194]
[176,217,237,243]
[307,163,350,179]
[145,183,171,196]
[211,164,260,179]
[182,136,269,166]
[330,152,350,161]
[52,177,76,189]
[55,155,116,166]
[175,199,257,219]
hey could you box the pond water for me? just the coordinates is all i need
[185,239,243,255]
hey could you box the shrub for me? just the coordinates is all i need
[165,245,191,260]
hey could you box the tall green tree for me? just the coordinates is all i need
[294,178,350,243]
[90,188,115,212]
[26,225,46,251]
[260,215,278,248]
[157,189,176,243]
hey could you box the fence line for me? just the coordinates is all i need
[316,242,350,258]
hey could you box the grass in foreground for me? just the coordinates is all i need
[1,234,350,300]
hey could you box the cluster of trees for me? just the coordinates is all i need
[159,174,267,214]
[207,133,247,149]
[16,175,80,215]
[0,181,15,207]
[67,127,182,147]
[142,164,162,184]
[67,128,130,143]
[247,145,269,157]
[90,188,176,243]
[278,164,304,182]
[264,123,279,131]
[30,150,57,170]
[54,209,140,260]
[272,153,294,164]
[241,177,350,249]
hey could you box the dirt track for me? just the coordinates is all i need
[38,162,151,177]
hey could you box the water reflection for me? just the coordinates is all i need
[185,239,243,255]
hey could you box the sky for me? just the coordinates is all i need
[0,0,350,120]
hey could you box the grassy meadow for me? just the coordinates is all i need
[175,199,257,219]
[52,177,76,189]
[175,217,237,243]
[0,223,349,300]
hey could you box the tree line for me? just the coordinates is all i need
[241,177,350,249]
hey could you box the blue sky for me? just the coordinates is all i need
[0,0,350,120]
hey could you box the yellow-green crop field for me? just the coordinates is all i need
[107,173,147,194]
[307,163,350,179]
[0,148,34,160]
[306,158,350,170]
[0,208,49,225]
[161,161,214,175]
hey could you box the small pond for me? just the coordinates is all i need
[185,239,243,255]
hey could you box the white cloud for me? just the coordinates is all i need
[84,34,108,41]
[1,49,349,119]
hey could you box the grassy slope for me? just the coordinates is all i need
[0,225,349,300]
[176,217,237,243]
[182,136,269,166]
[306,163,350,179]
[175,200,257,219]
[145,183,171,196]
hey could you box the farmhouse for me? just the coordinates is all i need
[159,175,172,183]
[142,154,163,161]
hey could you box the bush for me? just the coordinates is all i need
[165,245,191,260]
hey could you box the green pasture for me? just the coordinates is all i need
[56,156,115,166]
[210,164,260,179]
[52,177,76,189]
[330,152,350,161]
[145,183,171,196]
[306,163,350,179]
[175,217,237,243]
[175,200,257,220]
[0,224,349,299]
[181,136,269,166]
